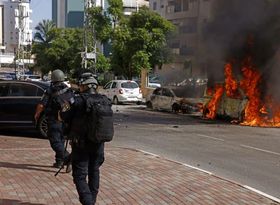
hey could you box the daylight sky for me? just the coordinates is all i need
[30,0,51,31]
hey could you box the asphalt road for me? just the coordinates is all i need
[111,104,280,199]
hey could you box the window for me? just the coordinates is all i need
[153,88,161,95]
[104,82,112,89]
[162,89,174,97]
[8,84,37,96]
[174,0,182,12]
[182,0,189,11]
[111,82,117,89]
[153,2,157,10]
[0,84,9,97]
[121,82,138,89]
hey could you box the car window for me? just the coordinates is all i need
[0,84,9,96]
[8,84,38,97]
[111,82,117,89]
[104,82,112,89]
[162,88,174,97]
[37,88,44,96]
[153,88,161,95]
[121,82,138,89]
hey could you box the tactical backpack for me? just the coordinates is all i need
[52,87,75,110]
[81,93,114,143]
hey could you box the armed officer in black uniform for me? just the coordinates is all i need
[34,69,71,168]
[60,71,105,205]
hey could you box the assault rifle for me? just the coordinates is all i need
[54,139,72,176]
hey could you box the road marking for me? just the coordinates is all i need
[136,148,280,204]
[240,144,280,156]
[243,185,280,203]
[197,134,225,142]
[182,163,213,175]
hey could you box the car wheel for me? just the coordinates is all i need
[37,114,48,138]
[146,101,153,109]
[172,104,180,113]
[113,96,119,105]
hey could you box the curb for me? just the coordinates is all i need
[134,148,280,204]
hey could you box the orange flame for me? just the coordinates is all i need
[205,84,224,119]
[224,62,239,98]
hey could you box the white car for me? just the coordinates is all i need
[20,75,42,82]
[146,87,202,113]
[101,80,143,104]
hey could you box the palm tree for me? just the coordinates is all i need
[32,20,56,75]
[34,19,55,43]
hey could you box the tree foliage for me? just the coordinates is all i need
[32,22,83,75]
[88,3,175,79]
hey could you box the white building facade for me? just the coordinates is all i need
[0,0,32,65]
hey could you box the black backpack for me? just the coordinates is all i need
[51,87,75,110]
[81,93,114,143]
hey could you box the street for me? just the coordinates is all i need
[111,104,280,199]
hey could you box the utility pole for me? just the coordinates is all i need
[82,0,96,70]
[13,0,31,74]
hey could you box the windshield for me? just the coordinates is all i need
[121,82,139,89]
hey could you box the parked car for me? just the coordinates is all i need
[100,80,143,104]
[0,80,50,138]
[146,87,200,113]
[19,74,42,81]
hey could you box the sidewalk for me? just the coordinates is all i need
[0,135,279,205]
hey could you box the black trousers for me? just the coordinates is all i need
[48,120,67,163]
[72,143,105,205]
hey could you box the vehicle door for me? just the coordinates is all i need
[150,88,162,109]
[0,83,10,122]
[2,83,44,123]
[160,88,175,110]
[102,81,113,100]
[110,81,118,99]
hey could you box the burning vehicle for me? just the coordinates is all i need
[200,0,280,127]
[203,37,280,127]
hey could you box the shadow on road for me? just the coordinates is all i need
[0,161,56,173]
[0,128,45,139]
[114,106,230,126]
[0,199,44,205]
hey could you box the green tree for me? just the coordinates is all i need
[32,24,83,75]
[88,4,175,79]
[32,20,56,74]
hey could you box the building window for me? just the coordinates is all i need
[153,2,157,10]
[174,0,182,12]
[170,40,180,48]
[183,0,189,11]
[180,46,195,55]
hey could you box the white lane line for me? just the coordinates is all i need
[243,185,280,203]
[240,144,280,156]
[182,163,213,175]
[197,134,225,142]
[136,148,280,203]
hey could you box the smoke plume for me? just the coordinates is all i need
[202,0,280,100]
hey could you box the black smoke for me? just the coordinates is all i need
[201,0,280,100]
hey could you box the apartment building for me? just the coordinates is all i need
[52,0,85,28]
[0,0,32,65]
[150,0,212,80]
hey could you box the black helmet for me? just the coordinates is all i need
[78,72,98,89]
[51,69,65,82]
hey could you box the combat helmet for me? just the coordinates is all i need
[51,69,65,82]
[78,72,98,89]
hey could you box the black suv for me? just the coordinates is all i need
[0,80,49,138]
